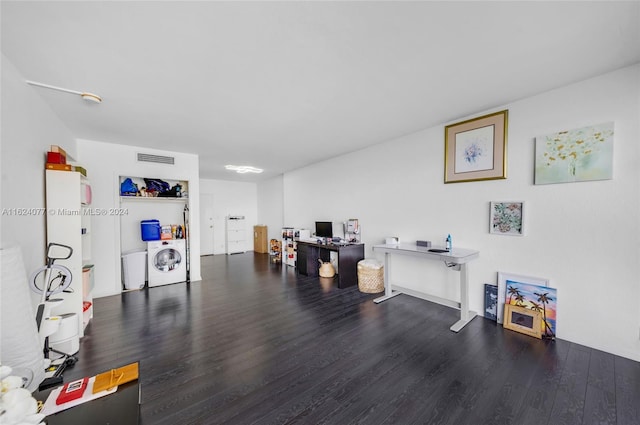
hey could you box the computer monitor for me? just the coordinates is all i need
[315,221,333,238]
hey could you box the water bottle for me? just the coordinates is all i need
[446,234,452,252]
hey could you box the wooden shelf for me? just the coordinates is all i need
[120,196,187,203]
[119,176,188,199]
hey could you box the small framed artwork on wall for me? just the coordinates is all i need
[444,110,508,183]
[490,201,524,236]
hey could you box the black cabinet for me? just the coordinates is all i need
[297,242,308,275]
[295,241,365,289]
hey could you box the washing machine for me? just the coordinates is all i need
[147,239,187,287]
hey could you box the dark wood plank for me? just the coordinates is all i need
[512,338,572,425]
[280,298,462,425]
[615,355,640,425]
[56,252,639,425]
[410,325,545,425]
[547,343,591,425]
[583,349,617,425]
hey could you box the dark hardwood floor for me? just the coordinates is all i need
[66,253,639,425]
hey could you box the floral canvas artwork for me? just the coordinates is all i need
[505,280,557,338]
[535,122,613,184]
[490,202,524,236]
[454,125,495,173]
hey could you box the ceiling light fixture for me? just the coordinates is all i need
[225,165,263,174]
[26,80,102,104]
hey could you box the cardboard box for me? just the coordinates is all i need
[50,145,67,157]
[160,225,173,240]
[45,163,72,171]
[73,166,87,176]
[47,151,67,164]
[254,225,268,253]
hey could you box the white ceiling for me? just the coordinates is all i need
[2,1,639,182]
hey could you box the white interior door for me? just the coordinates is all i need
[200,193,214,255]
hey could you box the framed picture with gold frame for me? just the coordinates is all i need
[444,110,508,183]
[503,303,542,339]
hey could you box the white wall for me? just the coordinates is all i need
[3,50,638,361]
[0,55,77,277]
[257,175,284,242]
[200,179,258,254]
[76,140,201,297]
[282,64,640,362]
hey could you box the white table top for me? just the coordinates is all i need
[372,243,479,264]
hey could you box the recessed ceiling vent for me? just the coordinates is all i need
[137,153,175,165]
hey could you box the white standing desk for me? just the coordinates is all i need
[372,243,480,332]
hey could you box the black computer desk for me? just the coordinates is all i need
[295,240,365,288]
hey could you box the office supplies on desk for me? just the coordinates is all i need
[93,362,139,393]
[56,377,89,405]
[41,376,118,416]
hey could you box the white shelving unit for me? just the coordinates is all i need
[226,216,246,254]
[45,169,93,337]
[282,227,297,267]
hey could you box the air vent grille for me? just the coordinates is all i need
[137,153,175,165]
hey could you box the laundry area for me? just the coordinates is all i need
[119,176,190,290]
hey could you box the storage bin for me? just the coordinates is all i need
[357,259,384,293]
[81,182,92,205]
[319,259,336,278]
[82,265,94,297]
[49,313,80,357]
[122,250,147,290]
[141,219,161,241]
[47,151,66,164]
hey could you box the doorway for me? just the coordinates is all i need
[200,193,214,255]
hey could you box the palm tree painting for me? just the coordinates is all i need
[507,286,520,304]
[505,279,557,338]
[533,291,556,338]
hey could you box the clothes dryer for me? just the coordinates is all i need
[147,239,186,287]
